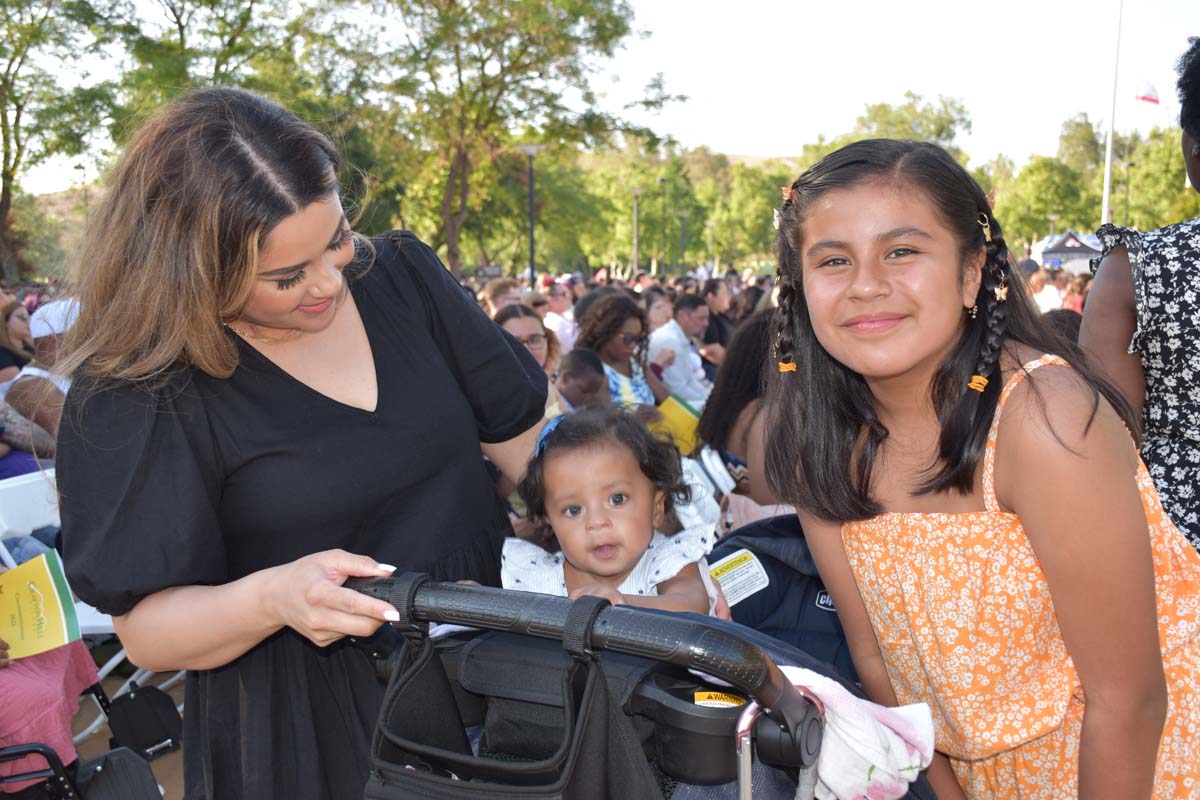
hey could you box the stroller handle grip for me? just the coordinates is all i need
[346,574,818,739]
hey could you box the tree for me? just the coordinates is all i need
[1125,127,1200,229]
[115,0,295,129]
[0,0,122,283]
[12,189,66,276]
[380,0,667,270]
[844,91,972,163]
[707,161,791,270]
[973,153,1016,204]
[1057,113,1104,178]
[994,156,1090,248]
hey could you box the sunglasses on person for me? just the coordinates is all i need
[530,298,548,308]
[619,333,648,346]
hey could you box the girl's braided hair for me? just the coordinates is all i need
[767,138,1138,521]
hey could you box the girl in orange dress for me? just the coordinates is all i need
[760,139,1200,799]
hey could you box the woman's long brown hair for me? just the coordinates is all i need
[57,87,344,385]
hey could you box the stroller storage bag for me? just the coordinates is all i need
[348,574,824,800]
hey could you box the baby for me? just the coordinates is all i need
[503,406,714,613]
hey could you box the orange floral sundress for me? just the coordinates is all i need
[841,355,1200,798]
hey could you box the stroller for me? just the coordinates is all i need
[0,744,160,800]
[348,573,933,800]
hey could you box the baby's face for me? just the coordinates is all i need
[558,372,609,410]
[542,440,661,589]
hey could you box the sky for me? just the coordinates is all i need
[24,0,1199,194]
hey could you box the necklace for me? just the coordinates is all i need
[225,321,305,345]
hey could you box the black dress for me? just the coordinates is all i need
[0,345,28,373]
[701,311,735,382]
[58,232,547,800]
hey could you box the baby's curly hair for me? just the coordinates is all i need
[1179,37,1200,139]
[517,406,691,552]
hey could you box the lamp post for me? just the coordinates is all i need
[657,176,668,273]
[632,187,643,276]
[677,210,691,276]
[1047,212,1060,237]
[517,144,546,290]
[705,220,715,271]
[1124,161,1136,225]
[1100,0,1125,224]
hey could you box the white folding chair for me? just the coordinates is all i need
[0,468,59,568]
[0,468,185,743]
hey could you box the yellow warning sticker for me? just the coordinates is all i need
[707,549,769,607]
[694,691,746,708]
[709,550,753,579]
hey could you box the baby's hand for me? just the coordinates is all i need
[568,583,625,606]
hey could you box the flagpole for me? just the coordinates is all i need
[1100,0,1125,225]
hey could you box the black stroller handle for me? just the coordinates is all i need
[346,574,817,742]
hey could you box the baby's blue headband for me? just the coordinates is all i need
[535,415,565,456]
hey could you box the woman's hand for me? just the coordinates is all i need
[568,582,625,606]
[262,550,399,648]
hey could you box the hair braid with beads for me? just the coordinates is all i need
[763,139,1138,522]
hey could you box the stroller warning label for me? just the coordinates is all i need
[693,691,746,708]
[708,549,770,607]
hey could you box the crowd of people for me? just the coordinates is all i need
[2,35,1200,800]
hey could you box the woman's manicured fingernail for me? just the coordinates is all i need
[384,608,400,622]
[377,563,397,573]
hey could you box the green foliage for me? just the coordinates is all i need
[994,156,1092,249]
[1057,113,1104,177]
[10,190,67,277]
[113,0,296,132]
[801,92,973,167]
[0,0,124,281]
[10,3,1200,284]
[1125,127,1200,229]
[850,92,972,160]
[376,0,659,269]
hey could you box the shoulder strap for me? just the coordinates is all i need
[982,354,1071,511]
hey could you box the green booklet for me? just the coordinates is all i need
[0,549,81,659]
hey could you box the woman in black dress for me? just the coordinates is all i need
[56,88,547,799]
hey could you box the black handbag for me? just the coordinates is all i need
[104,682,182,761]
[365,596,661,799]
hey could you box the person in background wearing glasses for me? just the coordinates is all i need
[575,293,672,423]
[0,301,34,386]
[543,280,578,351]
[495,303,563,416]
